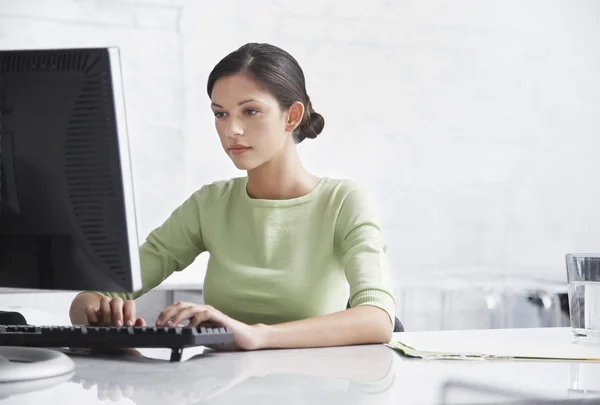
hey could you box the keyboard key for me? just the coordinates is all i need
[0,324,234,356]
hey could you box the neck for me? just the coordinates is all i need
[246,144,318,200]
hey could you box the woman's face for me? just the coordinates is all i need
[210,74,295,171]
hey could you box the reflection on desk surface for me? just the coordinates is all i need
[1,341,600,405]
[69,344,395,405]
[0,371,75,400]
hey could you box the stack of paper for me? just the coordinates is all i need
[388,327,600,361]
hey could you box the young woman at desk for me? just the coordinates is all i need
[70,43,397,350]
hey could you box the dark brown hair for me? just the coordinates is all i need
[207,43,324,144]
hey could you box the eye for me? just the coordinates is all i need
[244,108,259,116]
[213,111,227,119]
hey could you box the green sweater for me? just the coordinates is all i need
[100,177,396,325]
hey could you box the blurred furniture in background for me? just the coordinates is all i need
[395,273,569,332]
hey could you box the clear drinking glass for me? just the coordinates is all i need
[566,253,600,343]
[568,363,600,398]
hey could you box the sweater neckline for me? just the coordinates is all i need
[239,177,328,207]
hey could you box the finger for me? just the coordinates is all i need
[156,301,189,326]
[190,306,229,327]
[168,306,199,327]
[189,310,213,327]
[82,379,95,390]
[134,317,146,327]
[156,302,192,325]
[99,297,112,326]
[107,383,121,401]
[122,300,136,326]
[85,306,98,325]
[120,384,134,398]
[110,297,124,326]
[97,383,108,401]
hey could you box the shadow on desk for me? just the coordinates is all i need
[68,344,396,405]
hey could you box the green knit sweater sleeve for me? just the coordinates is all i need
[335,184,396,325]
[97,189,207,301]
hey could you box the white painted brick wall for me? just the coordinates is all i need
[0,0,599,330]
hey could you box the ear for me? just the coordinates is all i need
[285,101,305,133]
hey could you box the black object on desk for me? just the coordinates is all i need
[0,47,191,380]
[0,47,143,293]
[0,324,234,362]
[0,311,27,326]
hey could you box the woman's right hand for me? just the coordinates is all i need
[85,296,146,327]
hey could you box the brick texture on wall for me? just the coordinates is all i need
[0,0,598,330]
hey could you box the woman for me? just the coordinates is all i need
[69,42,397,350]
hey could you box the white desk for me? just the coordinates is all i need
[1,328,599,405]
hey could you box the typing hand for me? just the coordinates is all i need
[85,297,147,327]
[155,302,264,351]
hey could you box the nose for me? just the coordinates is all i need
[224,117,243,138]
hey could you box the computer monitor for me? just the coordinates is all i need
[0,47,142,292]
[0,47,143,381]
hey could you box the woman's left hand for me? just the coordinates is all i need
[155,302,266,351]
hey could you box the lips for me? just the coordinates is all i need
[228,145,252,155]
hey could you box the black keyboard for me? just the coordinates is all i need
[0,325,235,361]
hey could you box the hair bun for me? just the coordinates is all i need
[295,107,325,143]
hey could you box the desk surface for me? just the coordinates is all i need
[1,328,599,405]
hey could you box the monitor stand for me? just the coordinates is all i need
[0,347,75,382]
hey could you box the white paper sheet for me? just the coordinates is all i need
[389,327,600,361]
